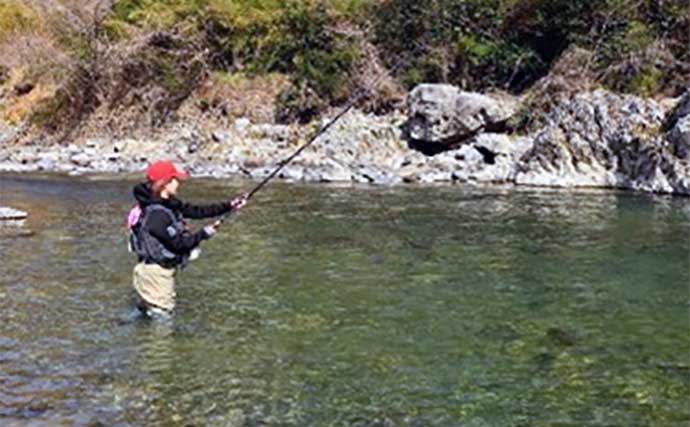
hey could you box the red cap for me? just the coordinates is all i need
[146,160,189,182]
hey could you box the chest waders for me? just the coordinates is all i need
[131,204,193,315]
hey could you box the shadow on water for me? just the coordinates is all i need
[0,174,688,426]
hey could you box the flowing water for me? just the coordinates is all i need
[1,174,688,427]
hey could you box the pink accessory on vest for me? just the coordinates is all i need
[127,205,142,230]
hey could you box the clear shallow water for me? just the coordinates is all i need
[0,174,688,427]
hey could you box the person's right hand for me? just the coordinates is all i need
[203,222,219,239]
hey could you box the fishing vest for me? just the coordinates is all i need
[132,204,189,269]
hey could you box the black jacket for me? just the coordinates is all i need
[133,183,235,255]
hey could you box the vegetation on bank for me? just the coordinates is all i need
[0,0,687,140]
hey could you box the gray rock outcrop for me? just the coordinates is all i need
[515,90,689,194]
[665,90,690,159]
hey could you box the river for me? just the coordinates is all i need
[1,174,688,426]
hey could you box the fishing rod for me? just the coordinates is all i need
[246,60,408,200]
[216,42,423,227]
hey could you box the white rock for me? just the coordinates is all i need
[0,207,28,220]
[234,118,251,132]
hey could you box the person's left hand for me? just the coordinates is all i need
[230,193,248,210]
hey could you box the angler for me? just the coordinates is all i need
[127,160,247,317]
[124,46,411,319]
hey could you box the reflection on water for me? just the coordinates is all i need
[1,174,688,426]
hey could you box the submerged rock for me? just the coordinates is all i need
[546,326,577,347]
[0,228,34,237]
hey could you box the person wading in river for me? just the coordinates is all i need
[129,160,247,317]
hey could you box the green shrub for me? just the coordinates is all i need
[275,2,359,99]
[203,0,360,120]
[274,80,327,124]
[629,66,664,97]
[373,0,535,91]
[108,0,204,29]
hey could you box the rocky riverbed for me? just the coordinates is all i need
[1,86,688,195]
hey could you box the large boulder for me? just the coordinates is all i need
[515,90,690,195]
[404,84,519,145]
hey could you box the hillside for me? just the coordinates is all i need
[0,0,687,144]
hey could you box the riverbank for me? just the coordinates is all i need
[2,86,688,196]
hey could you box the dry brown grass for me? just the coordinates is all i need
[0,1,89,128]
[185,71,291,123]
[350,35,406,114]
[1,83,56,125]
[0,0,43,43]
